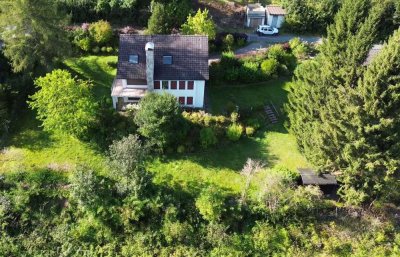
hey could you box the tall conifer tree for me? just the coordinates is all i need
[286,0,399,202]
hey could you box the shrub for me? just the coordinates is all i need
[106,47,113,53]
[245,118,261,130]
[245,126,255,137]
[240,61,261,82]
[292,44,308,59]
[220,51,241,69]
[261,59,279,77]
[200,127,217,149]
[89,20,113,45]
[226,123,243,141]
[230,112,239,123]
[108,134,149,195]
[92,46,100,54]
[267,44,287,61]
[195,186,226,222]
[77,37,91,52]
[101,46,107,53]
[237,38,246,47]
[225,67,240,82]
[177,145,185,153]
[289,37,302,50]
[223,34,234,50]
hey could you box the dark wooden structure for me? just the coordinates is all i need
[298,168,338,195]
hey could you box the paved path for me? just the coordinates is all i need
[209,33,322,63]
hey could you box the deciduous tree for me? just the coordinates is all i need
[29,70,98,138]
[181,9,216,40]
[134,93,187,149]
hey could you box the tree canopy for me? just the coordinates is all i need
[134,92,187,149]
[286,0,400,203]
[181,9,217,40]
[29,69,98,138]
[147,0,192,34]
[0,0,71,72]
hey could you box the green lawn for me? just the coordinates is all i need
[0,55,309,195]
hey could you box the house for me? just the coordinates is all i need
[298,168,338,195]
[266,5,286,28]
[112,35,209,110]
[245,3,266,28]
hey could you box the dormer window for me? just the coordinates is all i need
[129,55,139,64]
[163,55,173,65]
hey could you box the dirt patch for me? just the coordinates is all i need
[194,0,246,30]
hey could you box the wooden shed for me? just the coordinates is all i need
[298,168,338,195]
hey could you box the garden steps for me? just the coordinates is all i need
[264,104,278,124]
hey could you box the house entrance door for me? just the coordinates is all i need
[117,97,124,111]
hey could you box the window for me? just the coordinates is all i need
[163,55,173,65]
[162,81,169,89]
[128,97,141,101]
[186,97,193,105]
[188,81,194,90]
[179,81,185,90]
[171,81,177,90]
[154,81,160,89]
[178,97,185,105]
[129,55,138,64]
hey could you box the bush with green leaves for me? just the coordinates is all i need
[226,123,243,141]
[261,59,279,77]
[223,34,234,50]
[77,37,91,52]
[108,134,150,196]
[134,93,188,149]
[245,126,255,137]
[195,186,226,222]
[89,20,113,45]
[29,69,98,138]
[289,37,309,59]
[200,127,218,149]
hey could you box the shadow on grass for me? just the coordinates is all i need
[209,77,291,116]
[63,56,116,98]
[163,134,278,172]
[7,110,55,151]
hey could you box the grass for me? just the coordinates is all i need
[0,110,107,174]
[0,55,309,195]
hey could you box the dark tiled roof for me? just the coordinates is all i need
[298,168,337,185]
[117,35,209,81]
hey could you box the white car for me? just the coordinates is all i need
[256,25,279,36]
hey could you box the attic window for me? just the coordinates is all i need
[163,55,173,65]
[129,55,139,64]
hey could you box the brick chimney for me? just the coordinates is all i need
[145,42,155,91]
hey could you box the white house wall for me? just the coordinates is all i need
[153,80,205,108]
[112,80,205,109]
[266,13,285,28]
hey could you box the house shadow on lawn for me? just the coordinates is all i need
[166,134,278,172]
